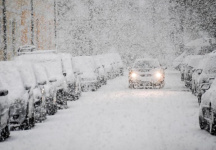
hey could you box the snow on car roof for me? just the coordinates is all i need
[15,53,64,82]
[187,55,203,68]
[72,56,96,72]
[0,61,26,103]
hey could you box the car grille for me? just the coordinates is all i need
[140,74,152,77]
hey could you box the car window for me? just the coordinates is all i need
[133,60,160,69]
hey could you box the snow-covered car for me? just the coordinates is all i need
[0,84,10,141]
[179,55,194,81]
[0,61,34,130]
[110,53,124,76]
[16,51,67,109]
[59,53,82,100]
[129,58,165,89]
[196,54,216,104]
[15,61,45,123]
[93,55,107,85]
[183,55,203,88]
[99,54,115,79]
[72,56,99,91]
[199,79,216,135]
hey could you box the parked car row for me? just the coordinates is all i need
[0,46,124,141]
[177,52,216,135]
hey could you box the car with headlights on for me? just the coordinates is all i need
[0,83,10,141]
[129,58,165,89]
[199,78,216,135]
[0,61,34,130]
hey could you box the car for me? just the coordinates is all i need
[72,56,99,92]
[0,61,34,130]
[199,79,216,135]
[129,58,165,89]
[15,51,67,109]
[99,54,115,80]
[0,83,10,141]
[93,55,107,85]
[183,55,203,89]
[109,53,124,76]
[179,55,194,81]
[196,53,216,104]
[59,53,82,100]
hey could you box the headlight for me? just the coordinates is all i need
[41,88,45,94]
[131,72,137,78]
[155,72,162,78]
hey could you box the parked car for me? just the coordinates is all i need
[99,54,115,80]
[72,56,99,91]
[179,55,193,81]
[18,51,67,109]
[59,53,82,100]
[110,53,124,76]
[0,61,34,130]
[129,58,165,89]
[93,55,107,85]
[199,79,216,135]
[0,83,10,141]
[183,55,203,88]
[196,53,216,104]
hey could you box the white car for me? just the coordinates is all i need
[199,79,216,135]
[129,58,165,89]
[0,83,10,141]
[16,51,67,109]
[59,53,82,100]
[0,61,34,130]
[93,55,107,85]
[72,56,99,91]
[196,54,216,104]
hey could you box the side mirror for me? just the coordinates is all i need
[38,81,47,85]
[63,73,67,77]
[0,89,8,96]
[25,85,31,91]
[201,84,210,90]
[197,69,202,75]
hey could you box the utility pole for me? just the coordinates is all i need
[54,0,57,50]
[2,0,7,61]
[31,0,34,45]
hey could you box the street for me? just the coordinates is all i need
[1,69,216,150]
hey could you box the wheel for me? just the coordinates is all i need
[199,116,207,130]
[209,105,216,135]
[198,95,201,105]
[129,83,134,89]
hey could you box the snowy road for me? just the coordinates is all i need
[1,70,216,150]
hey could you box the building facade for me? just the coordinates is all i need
[0,0,56,60]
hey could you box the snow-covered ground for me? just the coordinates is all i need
[1,69,216,150]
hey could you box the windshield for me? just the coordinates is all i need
[133,59,160,69]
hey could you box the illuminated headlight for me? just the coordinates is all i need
[131,72,137,78]
[41,88,45,94]
[155,72,162,78]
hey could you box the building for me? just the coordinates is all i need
[0,0,56,61]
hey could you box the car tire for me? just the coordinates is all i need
[208,105,216,135]
[199,116,206,130]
